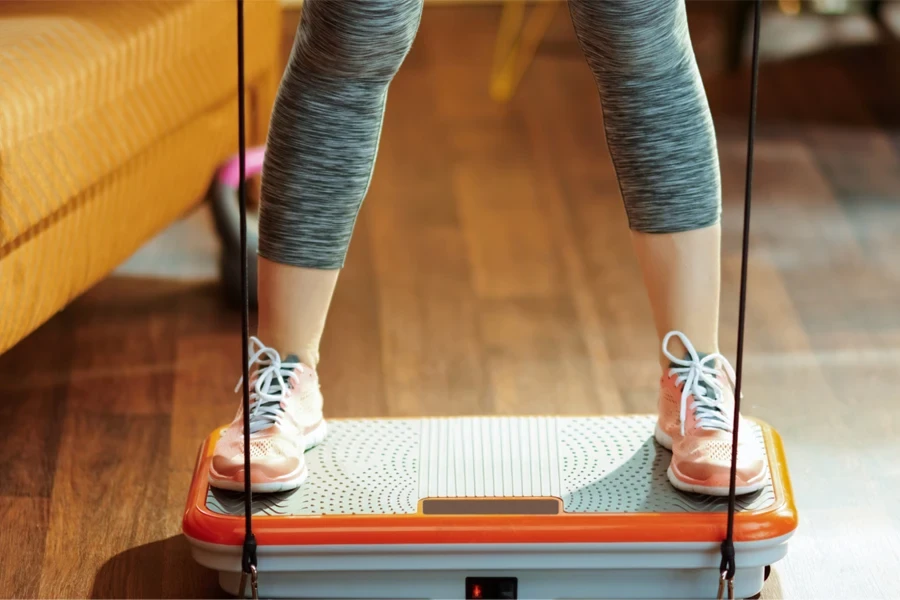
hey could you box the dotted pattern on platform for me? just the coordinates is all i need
[206,416,775,516]
[558,415,774,513]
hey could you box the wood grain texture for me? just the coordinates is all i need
[0,498,49,598]
[317,211,390,419]
[367,47,489,418]
[39,413,170,599]
[1,4,899,598]
[0,312,73,498]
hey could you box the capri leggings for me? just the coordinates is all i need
[259,0,721,269]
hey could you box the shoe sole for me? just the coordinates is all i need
[208,464,309,494]
[654,423,767,497]
[208,419,329,494]
[304,419,328,450]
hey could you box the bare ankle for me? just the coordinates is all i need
[297,348,319,369]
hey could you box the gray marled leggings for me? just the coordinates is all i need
[259,0,721,269]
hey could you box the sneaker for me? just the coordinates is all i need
[208,337,327,493]
[654,331,767,496]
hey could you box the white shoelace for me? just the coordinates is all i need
[662,331,737,436]
[234,337,302,434]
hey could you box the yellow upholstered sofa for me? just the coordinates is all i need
[0,1,281,355]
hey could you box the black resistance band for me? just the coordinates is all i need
[721,0,762,597]
[236,1,258,598]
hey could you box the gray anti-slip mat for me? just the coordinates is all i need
[207,415,775,516]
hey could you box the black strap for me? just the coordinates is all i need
[721,0,762,582]
[236,0,258,579]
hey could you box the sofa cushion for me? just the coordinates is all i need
[0,0,280,245]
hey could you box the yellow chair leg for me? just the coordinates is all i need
[490,0,560,103]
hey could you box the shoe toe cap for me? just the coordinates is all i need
[680,457,764,478]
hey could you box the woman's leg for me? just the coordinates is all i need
[210,0,424,492]
[567,0,721,370]
[567,0,765,495]
[259,0,424,368]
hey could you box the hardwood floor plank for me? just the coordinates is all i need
[0,497,48,598]
[39,413,170,599]
[451,119,565,300]
[478,297,598,415]
[519,49,660,410]
[518,61,629,414]
[367,45,489,418]
[0,383,68,498]
[0,315,72,497]
[62,281,183,416]
[66,338,175,417]
[318,210,389,419]
[170,334,241,476]
[166,335,231,597]
[728,135,899,353]
[418,6,508,121]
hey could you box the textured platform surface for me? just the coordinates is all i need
[206,415,775,516]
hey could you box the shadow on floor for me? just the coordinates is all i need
[91,535,221,599]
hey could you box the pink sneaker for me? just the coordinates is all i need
[208,337,327,493]
[655,331,767,496]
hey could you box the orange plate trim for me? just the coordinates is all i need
[182,418,798,547]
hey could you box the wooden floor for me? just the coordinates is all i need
[3,5,900,598]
